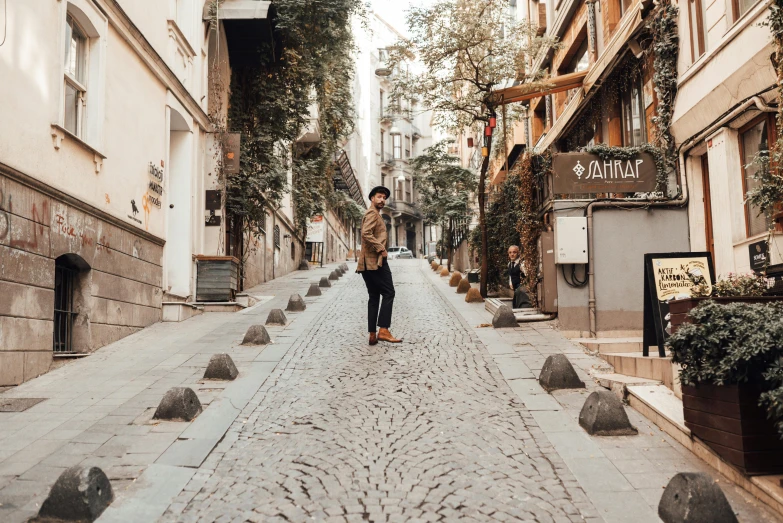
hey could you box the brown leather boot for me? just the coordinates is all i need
[377,328,402,343]
[369,332,378,346]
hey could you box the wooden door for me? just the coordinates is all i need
[701,154,715,261]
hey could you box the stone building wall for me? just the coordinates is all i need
[0,164,163,386]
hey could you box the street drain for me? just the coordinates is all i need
[0,398,46,412]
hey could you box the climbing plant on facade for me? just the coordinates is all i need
[216,0,363,246]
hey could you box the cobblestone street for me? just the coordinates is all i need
[163,262,597,522]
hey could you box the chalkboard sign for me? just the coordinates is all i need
[643,252,715,357]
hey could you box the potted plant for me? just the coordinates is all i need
[668,301,783,475]
[669,272,779,334]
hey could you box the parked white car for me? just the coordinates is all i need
[387,246,414,259]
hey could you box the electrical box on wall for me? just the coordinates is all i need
[554,217,588,264]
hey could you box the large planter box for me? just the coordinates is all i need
[669,296,783,334]
[682,383,783,475]
[196,256,239,302]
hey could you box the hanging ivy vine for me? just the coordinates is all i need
[647,2,679,190]
[473,152,547,302]
[216,0,363,241]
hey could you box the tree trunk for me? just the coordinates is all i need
[479,143,491,298]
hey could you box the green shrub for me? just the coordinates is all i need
[668,301,783,437]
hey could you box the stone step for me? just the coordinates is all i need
[599,352,675,391]
[162,302,204,322]
[592,372,660,398]
[575,337,644,354]
[625,383,783,519]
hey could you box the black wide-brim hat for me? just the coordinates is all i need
[369,186,391,199]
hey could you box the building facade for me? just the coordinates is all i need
[672,0,780,276]
[347,14,435,257]
[0,0,307,386]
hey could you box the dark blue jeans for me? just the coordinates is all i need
[361,262,395,332]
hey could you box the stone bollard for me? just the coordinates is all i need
[465,288,484,303]
[435,264,443,272]
[329,270,339,281]
[431,260,439,270]
[449,272,462,287]
[658,473,738,523]
[538,355,586,392]
[242,325,271,345]
[440,267,450,277]
[298,260,310,271]
[492,305,518,328]
[204,354,238,381]
[341,263,349,271]
[37,466,114,522]
[306,283,322,297]
[286,294,306,312]
[319,277,331,288]
[578,390,638,436]
[456,278,472,294]
[266,309,287,326]
[153,387,202,421]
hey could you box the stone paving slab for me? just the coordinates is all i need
[0,263,346,523]
[426,262,781,523]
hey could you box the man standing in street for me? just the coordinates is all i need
[508,245,532,309]
[356,186,402,345]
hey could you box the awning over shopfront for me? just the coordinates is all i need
[202,0,271,20]
[491,70,589,106]
[537,88,584,151]
[583,2,644,93]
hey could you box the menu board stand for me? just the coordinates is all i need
[643,252,715,357]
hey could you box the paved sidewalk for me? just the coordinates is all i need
[426,263,781,523]
[0,262,345,523]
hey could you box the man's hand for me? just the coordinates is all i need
[380,250,388,257]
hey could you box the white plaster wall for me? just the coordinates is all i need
[0,0,170,239]
[672,1,775,141]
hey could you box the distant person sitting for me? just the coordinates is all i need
[507,245,532,309]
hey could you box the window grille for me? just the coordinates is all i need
[274,225,280,248]
[53,264,77,353]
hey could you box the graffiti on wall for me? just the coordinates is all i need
[1,186,111,254]
[0,188,50,251]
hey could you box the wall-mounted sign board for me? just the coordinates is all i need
[553,152,658,194]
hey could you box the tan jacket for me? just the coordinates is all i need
[356,208,387,272]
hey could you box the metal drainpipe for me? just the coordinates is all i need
[586,90,775,337]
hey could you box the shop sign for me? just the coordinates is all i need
[643,252,715,357]
[552,152,658,194]
[224,133,241,175]
[749,240,769,273]
[205,190,222,227]
[306,215,325,243]
[147,161,164,208]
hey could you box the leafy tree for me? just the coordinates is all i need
[411,141,477,270]
[389,0,555,297]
